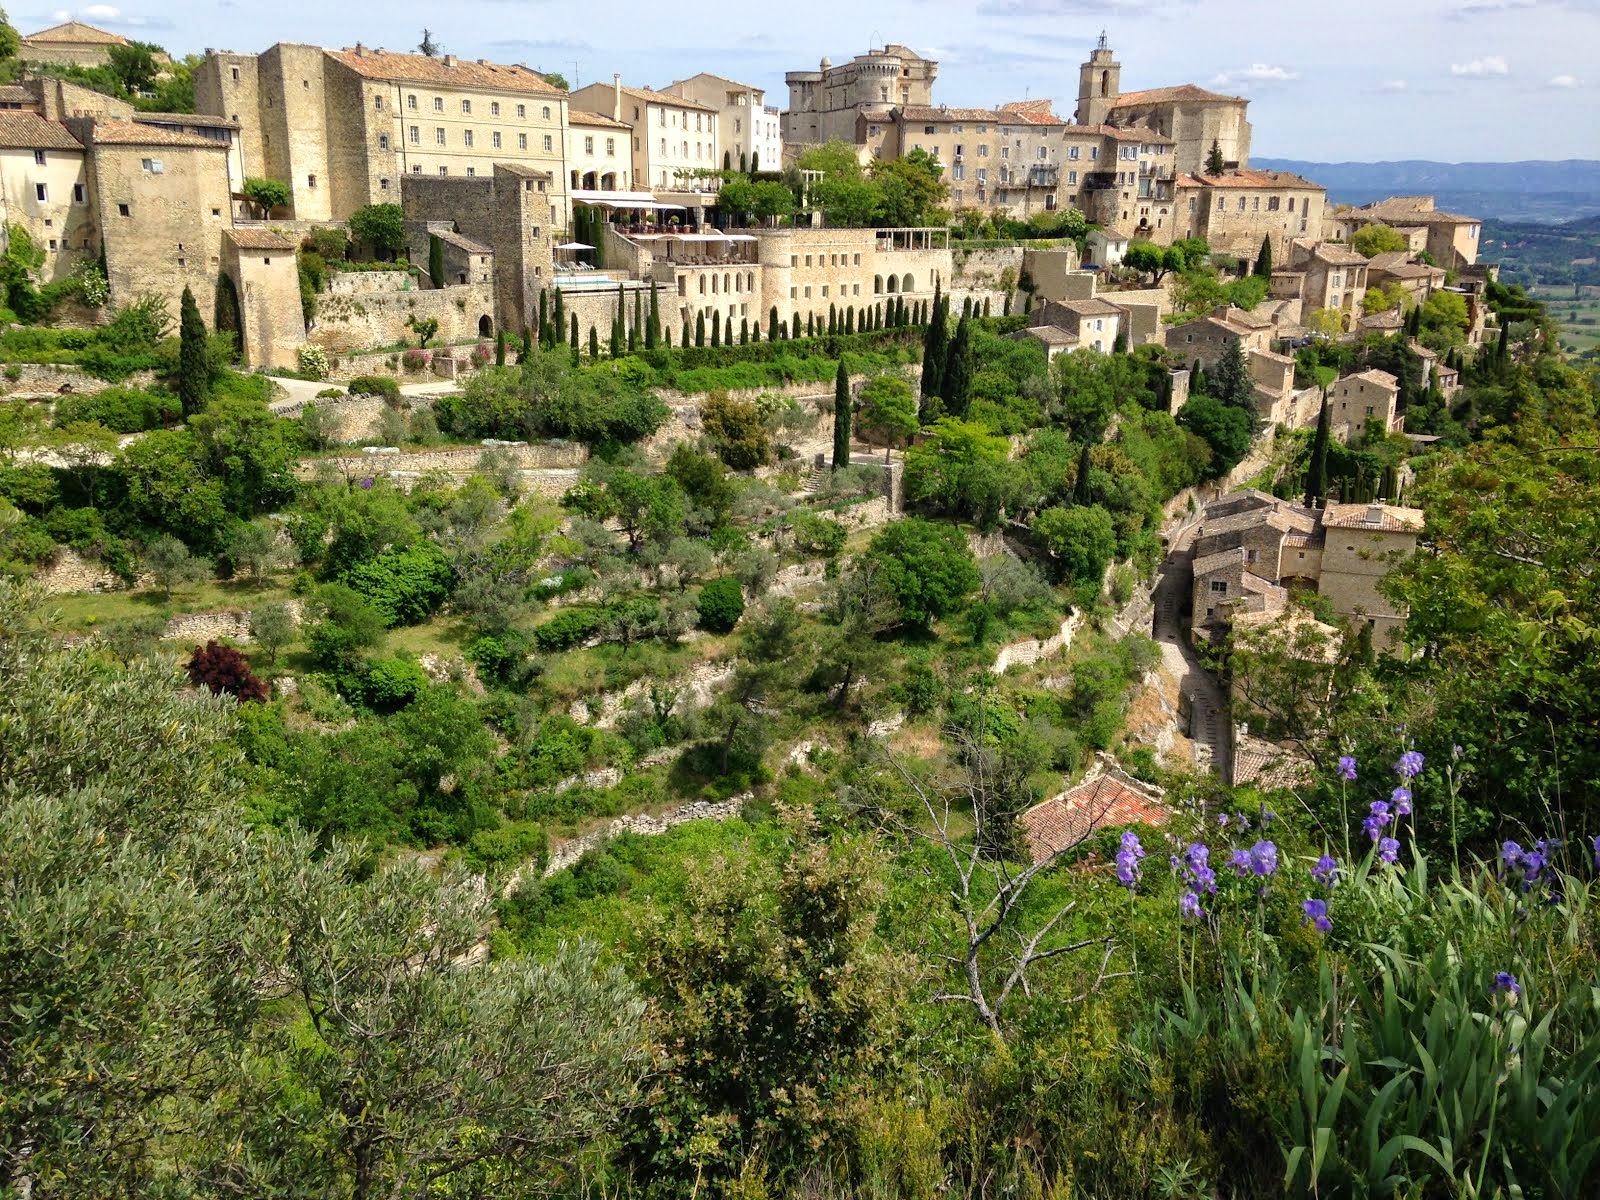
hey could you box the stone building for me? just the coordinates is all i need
[1365,250,1445,306]
[1166,169,1326,258]
[871,102,1069,218]
[0,111,94,283]
[569,78,718,192]
[1327,368,1402,441]
[664,73,782,173]
[194,44,569,223]
[1189,490,1422,649]
[222,227,306,369]
[566,110,633,191]
[1026,296,1124,353]
[19,21,153,70]
[783,44,937,147]
[1278,239,1369,326]
[1326,195,1481,270]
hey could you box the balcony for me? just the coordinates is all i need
[1027,164,1059,188]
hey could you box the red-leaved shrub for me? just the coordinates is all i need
[186,640,269,703]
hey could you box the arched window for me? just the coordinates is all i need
[478,314,493,338]
[747,271,755,291]
[885,275,897,294]
[902,272,914,292]
[873,275,883,294]
[1100,70,1109,97]
[699,276,705,294]
[723,272,730,293]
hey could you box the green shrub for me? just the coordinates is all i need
[342,542,454,627]
[347,374,401,402]
[463,820,547,875]
[696,576,745,633]
[53,386,181,433]
[356,656,428,712]
[533,608,606,652]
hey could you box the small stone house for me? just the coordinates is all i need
[1328,368,1401,441]
[1018,756,1168,864]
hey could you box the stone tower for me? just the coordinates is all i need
[1075,32,1121,127]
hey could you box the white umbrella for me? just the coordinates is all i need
[556,241,594,250]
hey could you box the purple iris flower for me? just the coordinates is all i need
[1501,841,1524,872]
[1217,812,1230,829]
[1378,837,1400,865]
[1230,849,1252,876]
[1235,812,1251,832]
[1311,854,1339,887]
[360,477,374,490]
[1592,835,1600,871]
[1337,755,1358,781]
[1261,809,1277,826]
[1394,750,1425,779]
[1179,890,1204,921]
[1362,814,1387,843]
[1302,898,1331,933]
[1249,840,1279,877]
[1115,831,1145,889]
[1492,972,1522,1000]
[1391,786,1412,816]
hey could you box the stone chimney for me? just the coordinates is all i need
[612,73,622,121]
[443,54,458,68]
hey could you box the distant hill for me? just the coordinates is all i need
[1251,158,1600,224]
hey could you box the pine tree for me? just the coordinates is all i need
[1253,235,1273,278]
[495,330,506,367]
[177,286,209,417]
[589,325,600,362]
[695,311,706,347]
[921,286,948,406]
[832,359,851,470]
[1305,391,1331,506]
[429,234,445,290]
[1212,338,1253,410]
[1207,138,1225,175]
[768,306,780,342]
[646,281,661,349]
[942,313,974,416]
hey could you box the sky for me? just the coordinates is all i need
[23,0,1600,161]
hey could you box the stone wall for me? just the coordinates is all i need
[0,364,158,397]
[568,658,736,728]
[308,276,497,354]
[991,614,1084,674]
[532,796,745,881]
[34,546,121,594]
[294,440,586,482]
[951,244,1024,314]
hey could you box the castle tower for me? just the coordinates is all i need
[1075,32,1121,127]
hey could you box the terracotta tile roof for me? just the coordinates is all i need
[1192,546,1245,577]
[1112,83,1245,107]
[87,119,227,148]
[1232,734,1315,790]
[134,112,240,130]
[1344,368,1399,390]
[0,111,82,150]
[24,20,129,45]
[1059,296,1124,317]
[1310,243,1368,266]
[616,84,715,111]
[900,105,1003,123]
[434,228,492,254]
[1321,502,1424,533]
[1217,304,1273,328]
[1178,168,1322,190]
[0,85,34,104]
[1019,768,1168,864]
[997,99,1064,125]
[569,109,630,130]
[666,72,765,96]
[225,227,299,251]
[328,47,564,96]
[1020,325,1080,346]
[1359,311,1404,330]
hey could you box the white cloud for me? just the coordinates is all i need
[1449,0,1537,13]
[1378,79,1409,92]
[81,3,122,17]
[1547,73,1580,87]
[1450,55,1510,76]
[1210,63,1300,87]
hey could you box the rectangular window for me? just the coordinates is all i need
[1288,197,1296,212]
[491,101,500,116]
[410,125,420,144]
[1090,147,1098,160]
[1210,580,1228,593]
[307,174,317,188]
[517,104,526,118]
[853,253,860,266]
[543,135,552,152]
[141,158,164,174]
[374,96,383,110]
[433,96,443,111]
[518,133,527,149]
[379,177,389,191]
[34,183,46,201]
[978,144,989,157]
[117,203,130,216]
[1068,145,1080,159]
[466,166,475,176]
[439,166,448,176]
[378,133,389,149]
[804,285,811,298]
[408,94,417,110]
[1268,196,1280,211]
[231,66,240,82]
[461,100,471,114]
[585,136,594,154]
[436,127,446,145]
[33,149,45,165]
[492,131,501,149]
[463,130,474,147]
[72,183,85,203]
[606,137,615,155]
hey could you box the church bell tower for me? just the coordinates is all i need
[1075,31,1122,126]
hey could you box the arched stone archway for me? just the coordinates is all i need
[478,314,493,338]
[901,272,914,292]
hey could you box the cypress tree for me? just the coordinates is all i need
[538,288,550,348]
[740,317,749,345]
[177,285,209,417]
[495,330,506,367]
[683,317,691,348]
[723,149,732,171]
[712,310,721,347]
[943,313,974,416]
[807,312,815,337]
[739,150,748,174]
[1207,138,1225,175]
[666,326,673,347]
[695,311,706,347]
[1022,291,1033,315]
[589,325,600,362]
[613,286,626,356]
[521,327,533,363]
[632,292,643,344]
[570,312,579,363]
[832,359,851,470]
[1191,362,1208,398]
[1213,337,1253,409]
[552,288,565,345]
[768,306,780,342]
[1253,235,1273,278]
[646,280,661,348]
[792,313,801,339]
[628,324,637,353]
[962,296,973,320]
[1113,329,1128,354]
[921,286,948,405]
[1404,304,1421,338]
[1073,441,1094,505]
[828,303,837,335]
[1003,290,1012,316]
[1305,392,1331,506]
[750,150,759,175]
[845,305,855,334]
[982,296,991,318]
[751,323,760,343]
[898,296,909,326]
[429,234,445,290]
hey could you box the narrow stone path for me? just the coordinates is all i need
[1151,520,1230,777]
